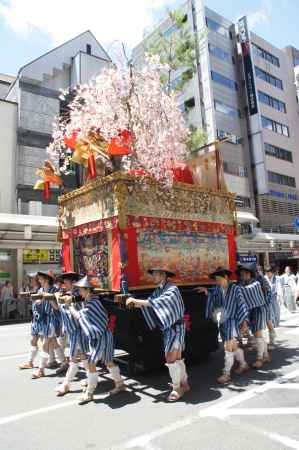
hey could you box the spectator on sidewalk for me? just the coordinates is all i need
[1,281,14,319]
[280,266,297,313]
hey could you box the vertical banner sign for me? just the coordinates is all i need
[238,16,258,116]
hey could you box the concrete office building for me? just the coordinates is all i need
[0,31,111,291]
[133,0,299,267]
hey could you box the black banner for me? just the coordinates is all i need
[239,17,258,116]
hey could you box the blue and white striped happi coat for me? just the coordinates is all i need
[141,283,185,354]
[257,274,275,323]
[239,280,267,333]
[265,275,280,327]
[40,286,62,338]
[77,296,114,364]
[31,297,45,337]
[206,283,248,342]
[59,294,89,358]
[33,286,59,337]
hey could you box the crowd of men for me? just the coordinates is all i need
[17,263,298,404]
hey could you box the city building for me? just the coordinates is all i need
[0,31,111,290]
[132,0,299,268]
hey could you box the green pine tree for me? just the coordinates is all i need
[145,7,208,153]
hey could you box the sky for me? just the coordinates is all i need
[0,0,299,76]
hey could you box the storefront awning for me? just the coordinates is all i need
[0,213,59,249]
[236,211,259,224]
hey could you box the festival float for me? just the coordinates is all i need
[36,58,237,373]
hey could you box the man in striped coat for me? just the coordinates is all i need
[126,268,188,402]
[237,264,270,369]
[19,273,41,370]
[32,271,66,379]
[201,267,249,384]
[50,272,89,396]
[69,276,125,404]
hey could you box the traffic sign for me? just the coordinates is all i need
[294,217,299,229]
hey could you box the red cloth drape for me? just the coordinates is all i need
[227,228,237,276]
[62,238,71,272]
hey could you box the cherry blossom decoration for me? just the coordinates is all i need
[47,56,190,187]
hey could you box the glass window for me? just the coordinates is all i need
[211,71,238,90]
[268,171,296,188]
[261,116,289,137]
[235,196,251,208]
[255,66,283,90]
[217,129,242,144]
[208,44,230,62]
[206,17,229,37]
[252,43,280,67]
[293,56,299,67]
[215,100,240,118]
[164,24,178,38]
[261,116,273,131]
[223,161,248,177]
[264,143,293,162]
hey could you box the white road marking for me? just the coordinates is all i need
[0,400,78,426]
[221,407,299,416]
[109,368,299,449]
[257,431,299,450]
[0,353,28,362]
[220,416,299,450]
[271,383,299,390]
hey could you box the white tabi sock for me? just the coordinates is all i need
[54,347,65,364]
[64,362,79,386]
[269,330,276,345]
[28,346,38,363]
[234,348,246,365]
[108,365,123,385]
[224,351,234,375]
[177,359,188,384]
[81,359,89,371]
[263,337,269,359]
[39,351,49,369]
[87,372,98,395]
[255,337,264,360]
[166,361,181,388]
[57,336,66,351]
[48,346,55,364]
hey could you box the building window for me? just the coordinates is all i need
[264,143,293,162]
[211,71,238,90]
[86,44,91,55]
[268,171,296,188]
[206,17,229,38]
[184,97,195,109]
[223,161,248,177]
[164,24,178,38]
[252,43,280,67]
[171,69,193,90]
[215,100,240,118]
[258,91,286,113]
[261,116,290,137]
[208,44,230,62]
[255,66,283,90]
[217,129,242,144]
[293,56,299,67]
[235,196,251,208]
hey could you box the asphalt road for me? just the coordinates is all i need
[0,311,299,450]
